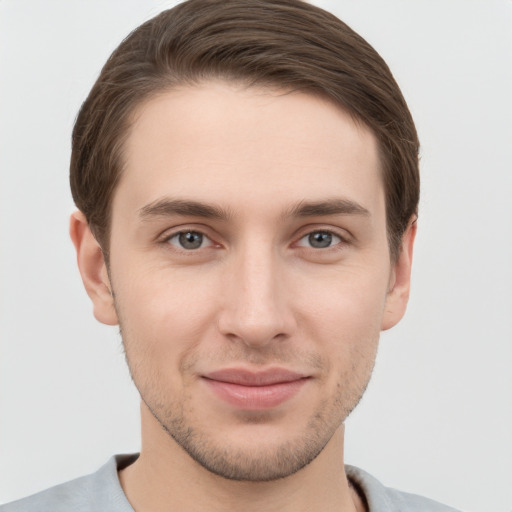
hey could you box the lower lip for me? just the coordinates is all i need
[203,378,308,410]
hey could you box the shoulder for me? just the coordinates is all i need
[0,455,136,512]
[346,465,465,512]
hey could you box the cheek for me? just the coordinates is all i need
[291,265,387,372]
[112,263,220,365]
[293,261,390,330]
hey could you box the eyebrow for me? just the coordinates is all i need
[139,198,232,221]
[138,197,370,222]
[285,198,370,218]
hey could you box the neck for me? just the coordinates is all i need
[119,404,365,512]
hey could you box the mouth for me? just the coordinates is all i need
[202,368,310,410]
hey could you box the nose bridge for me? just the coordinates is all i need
[219,236,292,346]
[240,245,278,310]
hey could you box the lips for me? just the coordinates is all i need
[202,368,309,410]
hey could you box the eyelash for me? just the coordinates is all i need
[295,231,344,250]
[164,230,217,251]
[161,228,348,252]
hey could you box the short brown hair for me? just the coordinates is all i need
[70,0,419,261]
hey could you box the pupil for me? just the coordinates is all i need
[179,232,203,249]
[309,232,332,248]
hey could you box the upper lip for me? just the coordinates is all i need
[203,368,308,386]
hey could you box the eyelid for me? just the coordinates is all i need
[156,223,351,251]
[167,231,213,250]
[158,224,221,249]
[295,230,343,248]
[292,225,352,246]
[157,223,214,241]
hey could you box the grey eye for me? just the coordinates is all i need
[297,231,342,249]
[169,231,207,250]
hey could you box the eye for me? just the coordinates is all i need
[296,231,342,249]
[167,231,212,250]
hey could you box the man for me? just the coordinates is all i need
[1,0,463,510]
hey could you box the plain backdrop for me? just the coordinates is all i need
[1,1,511,511]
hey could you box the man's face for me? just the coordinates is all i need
[90,82,409,480]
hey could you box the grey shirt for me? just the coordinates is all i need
[0,454,463,511]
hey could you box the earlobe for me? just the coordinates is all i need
[69,211,119,326]
[381,218,417,331]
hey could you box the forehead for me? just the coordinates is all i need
[115,81,384,220]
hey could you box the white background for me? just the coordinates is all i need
[1,1,511,511]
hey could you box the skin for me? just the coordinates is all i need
[71,81,415,512]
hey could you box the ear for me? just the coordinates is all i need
[69,211,119,326]
[381,218,417,331]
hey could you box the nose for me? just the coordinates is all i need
[217,246,295,348]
